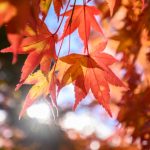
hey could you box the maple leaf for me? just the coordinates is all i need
[19,69,57,119]
[2,33,23,64]
[2,22,57,88]
[60,4,103,50]
[57,42,125,116]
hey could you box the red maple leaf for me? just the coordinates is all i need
[56,42,125,116]
[2,21,57,89]
[60,4,103,50]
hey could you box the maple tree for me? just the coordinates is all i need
[0,0,127,117]
[1,0,150,149]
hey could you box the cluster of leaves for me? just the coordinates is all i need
[118,86,150,149]
[1,1,150,149]
[96,0,150,149]
[0,0,128,118]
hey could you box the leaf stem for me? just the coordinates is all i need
[53,0,71,35]
[83,0,90,55]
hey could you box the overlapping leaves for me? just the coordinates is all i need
[0,0,127,118]
[19,69,57,119]
[2,21,57,89]
[56,42,125,116]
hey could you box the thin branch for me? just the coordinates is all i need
[53,0,71,35]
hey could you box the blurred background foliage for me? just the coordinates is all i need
[0,0,150,150]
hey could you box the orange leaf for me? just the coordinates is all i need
[57,42,125,116]
[60,4,103,50]
[2,22,57,88]
[19,69,57,119]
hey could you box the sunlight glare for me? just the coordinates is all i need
[90,140,100,150]
[27,102,51,123]
[0,110,7,124]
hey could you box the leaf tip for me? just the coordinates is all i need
[19,109,25,120]
[73,103,78,111]
[15,81,24,91]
